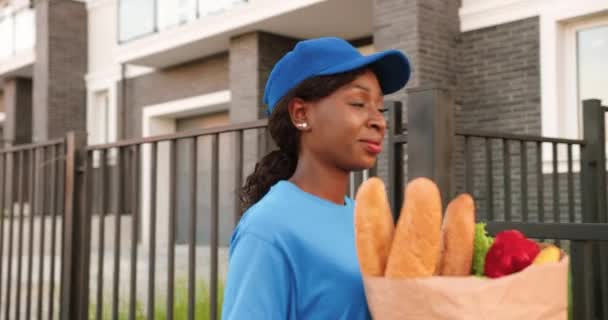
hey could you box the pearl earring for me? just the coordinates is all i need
[297,123,308,129]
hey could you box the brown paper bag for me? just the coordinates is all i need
[363,257,568,320]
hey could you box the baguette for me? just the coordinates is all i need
[385,178,442,278]
[436,193,476,276]
[354,177,395,277]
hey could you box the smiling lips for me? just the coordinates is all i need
[361,140,383,154]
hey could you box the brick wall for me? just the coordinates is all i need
[373,5,549,219]
[373,0,461,187]
[453,17,543,219]
[33,0,87,142]
[228,31,299,187]
[229,31,299,123]
[457,16,541,133]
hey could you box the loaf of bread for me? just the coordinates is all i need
[354,177,395,277]
[436,193,476,276]
[384,178,442,278]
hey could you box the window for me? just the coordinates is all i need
[0,4,35,60]
[559,14,608,140]
[118,0,247,43]
[157,0,196,30]
[13,6,34,52]
[550,14,608,171]
[118,0,155,42]
[577,24,608,109]
[0,9,14,60]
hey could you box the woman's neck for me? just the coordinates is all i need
[289,156,349,206]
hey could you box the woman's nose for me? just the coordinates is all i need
[368,110,387,133]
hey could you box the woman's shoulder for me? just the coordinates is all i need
[238,194,285,229]
[229,198,289,251]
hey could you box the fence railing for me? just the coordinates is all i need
[0,138,66,320]
[80,119,270,320]
[386,88,608,320]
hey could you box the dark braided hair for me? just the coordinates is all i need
[239,68,368,213]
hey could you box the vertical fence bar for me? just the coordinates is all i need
[25,148,37,320]
[567,144,575,222]
[536,142,545,222]
[352,171,363,197]
[520,141,529,221]
[57,143,68,317]
[60,132,89,320]
[552,143,560,224]
[79,148,94,320]
[147,143,157,320]
[368,161,378,177]
[9,151,23,319]
[49,144,61,320]
[36,147,47,320]
[4,151,15,320]
[167,140,177,320]
[128,145,140,320]
[600,110,608,320]
[571,240,595,319]
[111,147,123,320]
[188,138,198,320]
[233,131,243,225]
[580,99,607,318]
[15,151,25,320]
[0,153,5,318]
[464,136,473,193]
[387,101,403,222]
[485,138,493,220]
[503,140,512,221]
[96,149,108,320]
[210,134,220,320]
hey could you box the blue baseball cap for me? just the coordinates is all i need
[263,37,411,114]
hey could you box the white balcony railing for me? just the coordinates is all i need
[118,0,247,43]
[0,6,35,62]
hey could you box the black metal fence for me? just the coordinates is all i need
[0,138,67,320]
[386,87,608,320]
[1,87,607,320]
[79,120,272,320]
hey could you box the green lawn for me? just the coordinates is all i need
[89,278,225,320]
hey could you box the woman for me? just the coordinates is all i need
[221,37,410,319]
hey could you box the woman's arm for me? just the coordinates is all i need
[221,232,293,320]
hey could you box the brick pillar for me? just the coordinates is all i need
[373,0,461,185]
[3,77,33,146]
[229,31,299,123]
[33,0,87,142]
[229,32,299,181]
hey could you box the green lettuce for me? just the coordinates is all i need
[472,222,494,276]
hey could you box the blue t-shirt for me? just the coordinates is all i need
[221,180,371,320]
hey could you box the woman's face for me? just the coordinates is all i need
[295,69,387,172]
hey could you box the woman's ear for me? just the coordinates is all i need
[288,97,311,131]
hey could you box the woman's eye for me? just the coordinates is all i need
[350,102,365,107]
[378,108,389,113]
